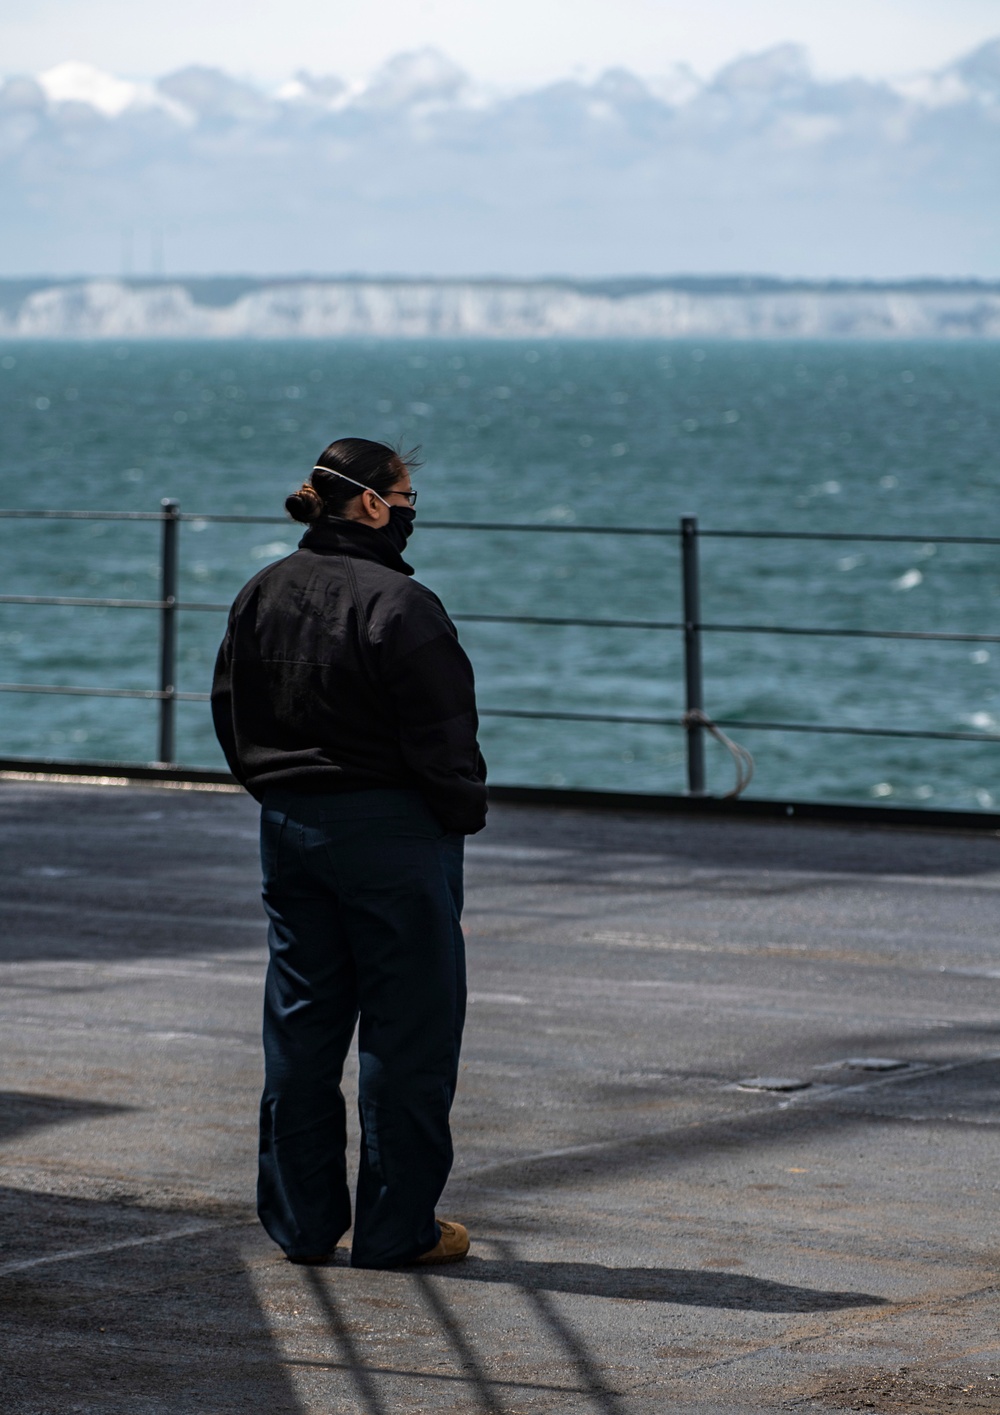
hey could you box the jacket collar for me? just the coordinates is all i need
[298,516,414,576]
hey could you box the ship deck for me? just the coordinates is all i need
[3,779,1000,1413]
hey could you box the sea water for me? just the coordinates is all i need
[0,338,998,811]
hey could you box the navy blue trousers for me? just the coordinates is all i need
[257,788,466,1268]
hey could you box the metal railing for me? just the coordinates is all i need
[2,502,1000,795]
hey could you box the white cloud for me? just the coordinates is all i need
[38,61,140,115]
[37,60,189,120]
[2,38,999,279]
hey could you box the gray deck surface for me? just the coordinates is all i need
[2,780,1000,1414]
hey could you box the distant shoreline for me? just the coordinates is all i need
[4,275,1000,302]
[2,276,1000,339]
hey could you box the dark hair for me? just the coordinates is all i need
[285,438,420,524]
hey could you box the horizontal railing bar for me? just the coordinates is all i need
[8,596,997,648]
[0,682,168,700]
[0,509,166,521]
[192,516,678,535]
[700,529,1000,546]
[701,622,1000,645]
[453,613,684,630]
[0,683,211,702]
[2,679,994,746]
[1,509,999,547]
[418,520,678,536]
[0,510,680,535]
[0,594,168,610]
[480,706,1000,743]
[3,596,998,646]
[480,707,685,726]
[712,716,1000,743]
[180,515,679,535]
[179,514,287,525]
[454,616,1000,643]
[0,597,236,613]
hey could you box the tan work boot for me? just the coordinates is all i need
[413,1219,470,1265]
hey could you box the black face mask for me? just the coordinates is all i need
[381,505,415,554]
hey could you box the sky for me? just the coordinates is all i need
[4,0,1000,86]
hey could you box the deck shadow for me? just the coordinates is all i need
[0,1184,303,1414]
[477,801,1000,882]
[434,1252,886,1312]
[0,1090,131,1144]
[456,1048,1000,1199]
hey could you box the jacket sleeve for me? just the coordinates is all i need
[379,590,488,835]
[210,615,249,790]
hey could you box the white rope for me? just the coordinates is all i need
[681,709,755,799]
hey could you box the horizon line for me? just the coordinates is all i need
[3,273,1000,290]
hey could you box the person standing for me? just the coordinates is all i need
[212,438,487,1269]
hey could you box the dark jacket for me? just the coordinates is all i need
[211,517,487,834]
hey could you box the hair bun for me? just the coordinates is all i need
[285,480,323,524]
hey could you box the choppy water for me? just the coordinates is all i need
[1,338,999,811]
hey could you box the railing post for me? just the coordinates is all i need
[681,514,707,797]
[158,498,179,764]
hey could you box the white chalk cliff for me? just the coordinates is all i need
[2,278,999,339]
